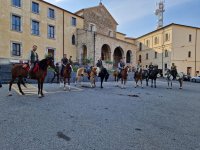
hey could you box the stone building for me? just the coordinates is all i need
[75,3,137,67]
[0,0,136,68]
[136,23,200,76]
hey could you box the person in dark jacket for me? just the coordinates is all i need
[28,45,39,78]
[51,63,60,83]
[61,54,68,76]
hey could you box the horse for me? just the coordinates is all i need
[98,67,109,88]
[113,70,119,86]
[113,66,129,88]
[165,69,183,89]
[75,66,97,88]
[134,67,144,88]
[9,57,55,98]
[60,63,72,91]
[144,66,160,88]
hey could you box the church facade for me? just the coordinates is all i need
[75,3,136,67]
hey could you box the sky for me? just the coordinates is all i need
[44,0,200,38]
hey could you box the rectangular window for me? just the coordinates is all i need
[146,53,148,60]
[48,25,55,39]
[139,42,142,51]
[71,17,77,26]
[165,63,167,70]
[165,33,169,41]
[48,8,55,19]
[12,42,21,56]
[146,40,149,46]
[12,0,21,7]
[154,37,159,44]
[12,15,21,32]
[189,34,192,42]
[32,2,39,14]
[108,30,113,37]
[188,51,191,58]
[32,20,39,35]
[89,24,96,32]
[155,52,157,59]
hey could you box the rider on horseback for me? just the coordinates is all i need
[28,45,39,78]
[61,54,68,76]
[134,60,142,78]
[171,63,177,80]
[118,58,125,76]
[96,57,103,76]
[148,62,154,75]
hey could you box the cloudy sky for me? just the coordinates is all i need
[44,0,200,38]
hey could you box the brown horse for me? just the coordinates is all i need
[120,66,129,88]
[75,67,97,88]
[134,68,143,88]
[9,57,55,98]
[60,64,72,91]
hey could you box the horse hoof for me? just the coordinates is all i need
[22,93,25,95]
[64,87,67,91]
[135,86,137,88]
[179,87,182,89]
[38,94,42,98]
[142,87,144,89]
[101,86,103,88]
[8,92,12,96]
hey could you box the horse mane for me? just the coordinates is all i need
[39,58,48,70]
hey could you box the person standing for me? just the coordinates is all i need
[51,63,60,83]
[69,56,73,65]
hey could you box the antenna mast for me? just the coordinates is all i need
[155,0,165,29]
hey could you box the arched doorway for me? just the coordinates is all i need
[82,45,87,64]
[126,50,132,63]
[113,46,124,68]
[101,44,111,61]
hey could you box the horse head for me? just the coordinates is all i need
[91,67,97,76]
[46,57,55,70]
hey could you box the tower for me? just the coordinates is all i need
[155,0,165,29]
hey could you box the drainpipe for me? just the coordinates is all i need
[63,10,65,57]
[195,29,197,76]
[93,32,96,66]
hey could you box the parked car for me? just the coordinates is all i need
[183,74,191,81]
[190,76,200,83]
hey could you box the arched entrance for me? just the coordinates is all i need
[101,44,111,61]
[113,46,124,68]
[126,50,132,63]
[82,45,87,64]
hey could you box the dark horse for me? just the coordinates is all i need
[98,67,109,88]
[143,66,160,88]
[60,63,72,91]
[9,57,55,98]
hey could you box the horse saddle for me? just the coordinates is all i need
[33,63,39,73]
[22,64,30,72]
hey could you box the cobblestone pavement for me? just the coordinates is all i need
[0,79,200,150]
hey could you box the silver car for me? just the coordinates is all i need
[190,76,200,83]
